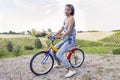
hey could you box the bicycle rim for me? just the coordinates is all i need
[70,49,85,68]
[30,52,54,75]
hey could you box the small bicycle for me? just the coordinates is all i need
[30,36,85,75]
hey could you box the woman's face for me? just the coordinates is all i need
[65,6,72,16]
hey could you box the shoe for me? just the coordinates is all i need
[65,70,76,78]
[53,64,63,68]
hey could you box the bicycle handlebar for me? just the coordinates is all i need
[48,36,56,41]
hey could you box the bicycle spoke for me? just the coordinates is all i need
[30,52,54,75]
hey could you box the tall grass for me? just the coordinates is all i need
[100,32,120,45]
[0,37,43,58]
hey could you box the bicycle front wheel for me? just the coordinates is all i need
[30,52,54,75]
[70,48,85,68]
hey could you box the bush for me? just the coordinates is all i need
[13,45,21,56]
[35,32,47,37]
[112,48,120,55]
[24,46,34,50]
[34,38,42,49]
[6,41,13,52]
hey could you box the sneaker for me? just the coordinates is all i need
[65,70,76,78]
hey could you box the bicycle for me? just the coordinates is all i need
[30,36,85,75]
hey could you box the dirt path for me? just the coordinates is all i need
[0,54,120,80]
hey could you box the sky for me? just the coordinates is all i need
[0,0,120,32]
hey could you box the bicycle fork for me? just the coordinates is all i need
[41,53,50,65]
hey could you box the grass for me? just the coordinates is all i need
[81,47,117,54]
[0,36,48,58]
[0,37,36,50]
[76,32,120,54]
[0,49,41,58]
[76,39,118,54]
[0,31,120,58]
[52,39,119,54]
[100,32,120,45]
[76,39,102,47]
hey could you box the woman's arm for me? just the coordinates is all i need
[61,16,74,38]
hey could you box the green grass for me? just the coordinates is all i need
[76,39,119,54]
[0,37,48,58]
[76,39,102,47]
[51,38,119,54]
[1,32,120,58]
[100,32,120,46]
[0,49,45,58]
[81,47,117,54]
[0,37,36,50]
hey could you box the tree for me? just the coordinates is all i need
[9,30,13,34]
[48,28,52,32]
[27,30,31,34]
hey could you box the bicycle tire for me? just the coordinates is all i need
[30,51,54,75]
[69,48,85,68]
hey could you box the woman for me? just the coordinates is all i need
[52,4,76,78]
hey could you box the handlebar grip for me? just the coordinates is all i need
[48,36,56,40]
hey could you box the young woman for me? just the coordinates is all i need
[52,4,76,78]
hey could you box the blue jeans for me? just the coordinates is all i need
[51,35,76,68]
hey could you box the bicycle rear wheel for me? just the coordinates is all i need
[30,52,54,75]
[70,48,85,68]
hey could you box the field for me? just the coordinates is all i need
[76,32,115,41]
[0,32,120,58]
[0,32,120,80]
[0,34,32,38]
[76,32,120,54]
[0,35,45,58]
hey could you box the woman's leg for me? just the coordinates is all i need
[56,40,75,68]
[51,40,65,64]
[56,40,76,77]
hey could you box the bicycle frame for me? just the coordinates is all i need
[41,39,78,63]
[40,41,58,64]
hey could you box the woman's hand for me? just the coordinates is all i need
[55,35,61,39]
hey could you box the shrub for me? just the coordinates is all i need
[13,45,21,56]
[34,38,42,49]
[112,48,120,55]
[6,41,13,52]
[24,46,34,50]
[35,32,47,37]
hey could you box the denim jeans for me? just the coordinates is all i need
[51,35,76,68]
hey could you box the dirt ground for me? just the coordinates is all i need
[0,54,120,80]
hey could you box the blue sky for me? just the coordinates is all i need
[0,0,120,32]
